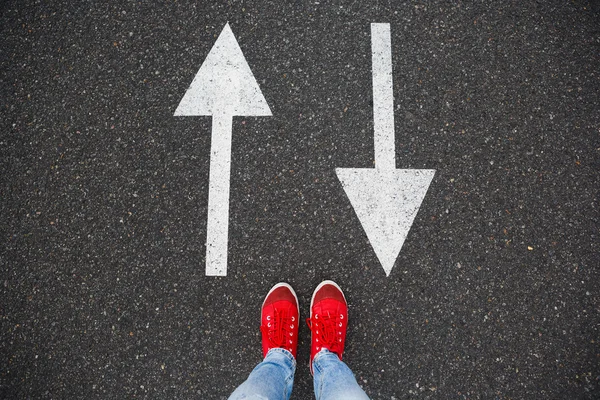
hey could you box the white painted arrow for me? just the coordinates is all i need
[335,23,435,277]
[175,23,271,276]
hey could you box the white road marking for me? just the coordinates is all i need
[205,112,233,277]
[335,23,435,277]
[175,23,271,276]
[371,23,396,171]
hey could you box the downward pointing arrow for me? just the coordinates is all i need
[336,23,435,277]
[175,23,271,276]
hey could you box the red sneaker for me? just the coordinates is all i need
[306,280,348,373]
[260,283,299,358]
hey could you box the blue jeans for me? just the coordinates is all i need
[229,348,370,400]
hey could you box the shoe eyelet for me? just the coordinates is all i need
[315,314,318,319]
[289,340,292,344]
[289,332,293,336]
[316,338,319,342]
[267,316,271,321]
[340,314,344,319]
[339,322,342,327]
[290,324,294,329]
[291,316,295,322]
[267,322,271,327]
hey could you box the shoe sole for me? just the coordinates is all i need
[308,280,347,374]
[262,282,300,316]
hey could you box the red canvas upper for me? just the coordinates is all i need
[260,284,299,358]
[306,281,348,373]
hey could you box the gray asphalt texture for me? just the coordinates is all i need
[2,0,599,398]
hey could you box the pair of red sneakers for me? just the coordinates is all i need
[260,280,348,373]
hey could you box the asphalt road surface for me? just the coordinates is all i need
[2,0,598,398]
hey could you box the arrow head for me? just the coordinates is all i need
[174,23,271,117]
[335,168,435,276]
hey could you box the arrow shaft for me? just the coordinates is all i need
[371,23,396,171]
[206,113,233,276]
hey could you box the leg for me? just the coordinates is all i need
[306,281,370,400]
[229,348,296,400]
[229,283,300,400]
[312,349,369,400]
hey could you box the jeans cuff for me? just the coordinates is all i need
[313,348,334,364]
[265,348,297,370]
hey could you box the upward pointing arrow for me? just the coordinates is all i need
[336,23,435,277]
[175,23,271,276]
